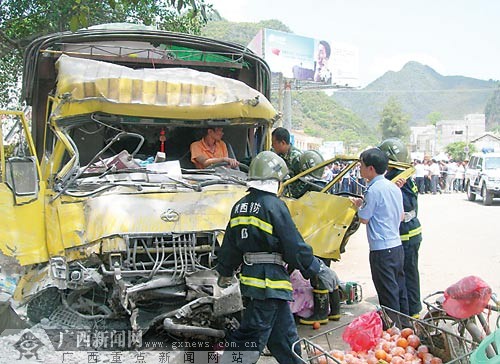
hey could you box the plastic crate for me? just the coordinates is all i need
[292,306,477,364]
[470,329,500,364]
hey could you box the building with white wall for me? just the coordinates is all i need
[319,141,345,159]
[411,114,486,156]
[471,133,500,152]
[290,129,323,151]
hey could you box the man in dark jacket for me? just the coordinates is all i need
[216,151,334,364]
[379,138,423,318]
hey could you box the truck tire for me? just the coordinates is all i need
[482,184,493,206]
[466,182,476,201]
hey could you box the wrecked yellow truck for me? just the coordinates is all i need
[0,25,362,340]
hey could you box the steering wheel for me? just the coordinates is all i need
[105,131,145,158]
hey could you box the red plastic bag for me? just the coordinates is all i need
[342,310,382,352]
[442,276,492,319]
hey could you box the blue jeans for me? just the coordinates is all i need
[221,298,302,364]
[431,175,439,193]
[415,177,425,193]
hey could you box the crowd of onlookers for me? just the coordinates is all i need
[322,162,367,195]
[320,158,467,196]
[413,159,466,194]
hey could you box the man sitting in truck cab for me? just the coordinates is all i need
[190,127,239,169]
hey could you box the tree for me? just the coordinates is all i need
[445,141,475,162]
[0,0,211,109]
[202,19,291,46]
[427,111,442,126]
[378,97,410,140]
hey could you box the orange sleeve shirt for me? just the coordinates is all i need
[190,138,229,169]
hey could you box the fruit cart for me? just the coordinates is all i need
[293,306,477,364]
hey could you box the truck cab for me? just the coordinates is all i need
[0,24,362,341]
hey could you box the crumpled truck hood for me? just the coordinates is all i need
[49,187,248,258]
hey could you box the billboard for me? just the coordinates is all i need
[248,29,359,87]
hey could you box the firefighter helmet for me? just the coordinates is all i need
[299,150,325,179]
[378,138,409,163]
[248,151,288,181]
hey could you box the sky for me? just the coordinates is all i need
[207,0,500,87]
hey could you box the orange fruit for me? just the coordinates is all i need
[407,334,421,348]
[430,357,443,364]
[313,321,321,330]
[375,349,387,360]
[400,327,414,338]
[396,338,409,348]
[417,345,429,359]
[390,346,405,357]
[330,350,344,361]
[386,326,401,336]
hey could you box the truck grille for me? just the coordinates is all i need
[109,233,216,277]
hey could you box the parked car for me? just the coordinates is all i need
[465,152,500,205]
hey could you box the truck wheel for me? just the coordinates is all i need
[482,184,493,206]
[466,183,476,201]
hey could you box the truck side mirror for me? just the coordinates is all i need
[6,156,39,201]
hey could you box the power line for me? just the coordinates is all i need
[331,88,497,94]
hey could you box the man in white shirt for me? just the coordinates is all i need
[429,159,441,194]
[445,161,457,193]
[414,160,426,194]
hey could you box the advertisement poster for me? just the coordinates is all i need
[248,29,359,87]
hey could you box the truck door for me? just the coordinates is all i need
[0,111,48,266]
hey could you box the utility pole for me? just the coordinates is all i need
[465,119,470,160]
[283,79,292,130]
[277,73,284,127]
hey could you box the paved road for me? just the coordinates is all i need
[259,192,500,363]
[335,191,500,301]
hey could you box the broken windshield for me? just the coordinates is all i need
[51,114,252,198]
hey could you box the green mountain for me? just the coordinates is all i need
[332,61,499,127]
[275,90,378,146]
[485,87,500,132]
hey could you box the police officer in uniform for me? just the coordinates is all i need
[378,138,423,318]
[216,151,335,364]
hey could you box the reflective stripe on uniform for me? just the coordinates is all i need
[312,289,329,294]
[401,226,422,241]
[240,275,293,291]
[230,216,273,235]
[410,181,418,194]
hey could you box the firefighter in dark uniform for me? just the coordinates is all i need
[379,138,423,318]
[216,151,335,364]
[292,150,343,325]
